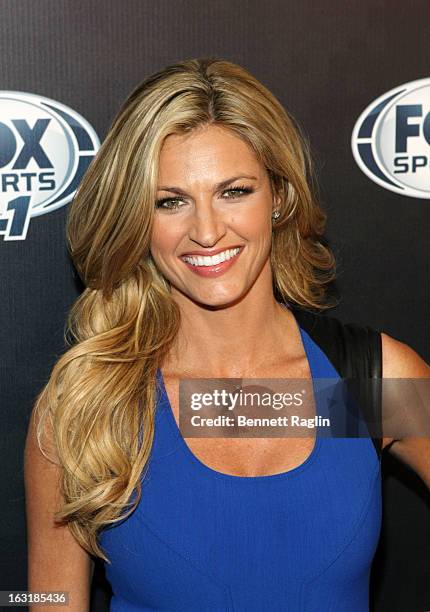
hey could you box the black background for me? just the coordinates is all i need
[0,1,429,610]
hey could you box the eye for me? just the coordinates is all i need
[155,197,185,212]
[155,185,254,213]
[222,186,254,198]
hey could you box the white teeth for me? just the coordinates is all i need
[182,247,241,267]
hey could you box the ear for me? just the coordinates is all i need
[272,191,282,212]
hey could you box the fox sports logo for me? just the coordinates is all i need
[351,78,430,199]
[0,91,100,240]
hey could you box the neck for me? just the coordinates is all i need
[163,294,298,378]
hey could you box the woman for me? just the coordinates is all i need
[24,57,430,611]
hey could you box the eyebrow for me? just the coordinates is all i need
[157,174,258,195]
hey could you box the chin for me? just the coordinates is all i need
[174,287,245,310]
[197,290,249,310]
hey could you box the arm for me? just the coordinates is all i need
[381,332,430,490]
[24,407,94,611]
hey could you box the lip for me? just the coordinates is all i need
[180,246,244,278]
[180,245,244,257]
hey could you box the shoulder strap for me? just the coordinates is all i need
[290,306,383,459]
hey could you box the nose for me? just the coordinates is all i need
[187,200,227,247]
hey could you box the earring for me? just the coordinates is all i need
[271,210,280,222]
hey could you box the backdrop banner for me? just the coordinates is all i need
[1,2,429,611]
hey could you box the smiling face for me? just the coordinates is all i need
[150,123,280,309]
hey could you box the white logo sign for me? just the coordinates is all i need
[351,78,430,198]
[0,91,100,240]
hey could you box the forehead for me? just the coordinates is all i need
[158,124,263,182]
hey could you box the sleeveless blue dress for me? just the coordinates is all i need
[98,322,382,611]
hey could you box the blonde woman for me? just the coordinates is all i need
[24,57,430,611]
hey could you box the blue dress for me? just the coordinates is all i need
[98,322,382,611]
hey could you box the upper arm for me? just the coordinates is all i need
[381,332,430,489]
[24,406,94,611]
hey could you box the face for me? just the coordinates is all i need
[150,124,280,308]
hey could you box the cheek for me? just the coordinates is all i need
[150,218,180,256]
[233,207,271,238]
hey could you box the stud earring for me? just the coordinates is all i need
[271,210,280,222]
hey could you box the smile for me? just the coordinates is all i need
[180,247,244,278]
[181,247,241,266]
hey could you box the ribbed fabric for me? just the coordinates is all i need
[98,324,382,611]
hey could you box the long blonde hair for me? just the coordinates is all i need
[33,57,336,562]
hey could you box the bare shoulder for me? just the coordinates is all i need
[381,332,430,378]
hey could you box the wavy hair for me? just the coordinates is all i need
[32,57,336,562]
